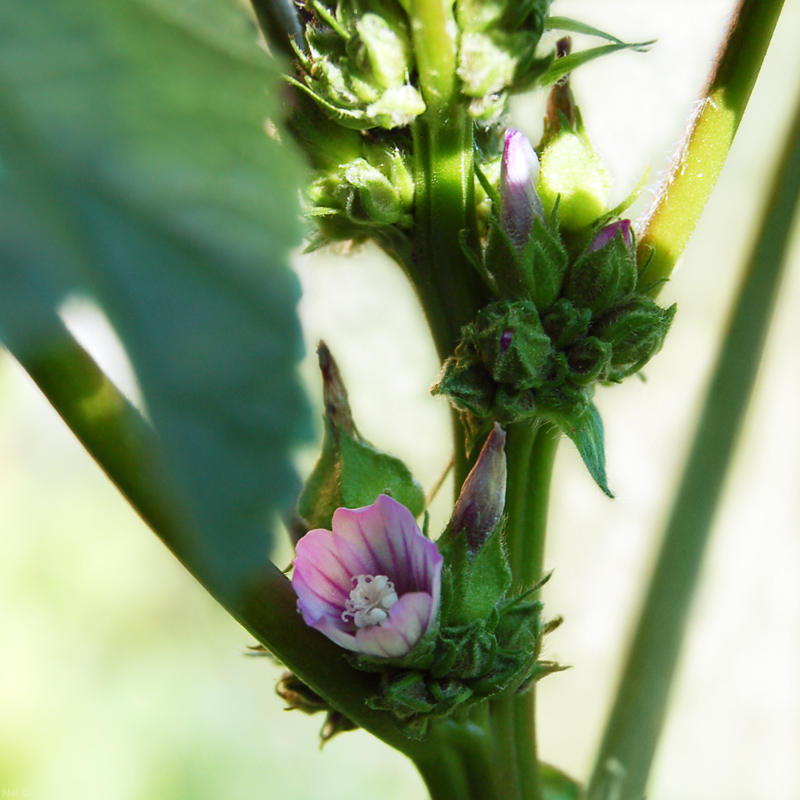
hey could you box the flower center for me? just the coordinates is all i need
[342,574,399,628]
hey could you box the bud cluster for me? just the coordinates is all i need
[291,0,424,131]
[435,88,675,492]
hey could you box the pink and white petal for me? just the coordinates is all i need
[310,616,361,653]
[331,527,381,579]
[409,532,442,591]
[295,528,354,591]
[354,592,432,658]
[332,497,411,583]
[291,563,346,624]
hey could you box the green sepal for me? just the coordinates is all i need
[563,233,637,316]
[298,418,426,530]
[551,402,613,497]
[298,346,425,530]
[519,215,570,310]
[595,297,677,382]
[438,523,512,627]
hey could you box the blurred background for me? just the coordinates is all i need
[2,1,800,798]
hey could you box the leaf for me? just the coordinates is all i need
[545,16,644,47]
[557,403,613,497]
[542,762,582,800]
[539,41,654,88]
[0,0,310,589]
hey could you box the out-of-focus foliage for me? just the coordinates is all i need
[0,0,311,582]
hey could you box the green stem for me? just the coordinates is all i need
[489,422,560,800]
[637,0,785,287]
[589,74,800,800]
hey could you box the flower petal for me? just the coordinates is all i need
[501,128,544,250]
[355,592,432,658]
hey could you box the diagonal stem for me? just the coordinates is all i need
[637,0,785,288]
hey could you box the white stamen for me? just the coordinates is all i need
[342,574,399,628]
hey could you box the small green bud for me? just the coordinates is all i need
[458,32,518,97]
[563,229,637,315]
[365,85,426,129]
[594,297,677,381]
[344,158,405,224]
[537,128,612,231]
[473,302,552,387]
[296,0,425,130]
[354,12,412,90]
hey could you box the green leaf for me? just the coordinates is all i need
[539,41,653,88]
[542,763,582,800]
[0,0,310,588]
[556,402,613,497]
[545,16,640,47]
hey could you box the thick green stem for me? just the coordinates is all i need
[589,75,800,800]
[638,0,785,287]
[488,422,560,800]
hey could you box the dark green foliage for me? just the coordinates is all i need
[0,0,310,588]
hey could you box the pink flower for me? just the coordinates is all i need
[292,495,443,658]
[501,129,545,251]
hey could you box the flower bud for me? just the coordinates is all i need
[450,423,507,552]
[590,219,633,253]
[500,129,545,250]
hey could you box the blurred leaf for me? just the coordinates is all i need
[0,0,310,588]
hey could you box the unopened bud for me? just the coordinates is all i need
[451,423,507,551]
[500,129,545,250]
[590,219,633,253]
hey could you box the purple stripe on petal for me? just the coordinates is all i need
[292,568,342,618]
[332,530,375,578]
[295,529,352,588]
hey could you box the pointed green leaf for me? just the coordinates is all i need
[0,0,310,589]
[539,41,654,88]
[545,16,643,47]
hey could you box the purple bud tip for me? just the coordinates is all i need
[500,329,514,352]
[450,423,508,552]
[589,219,633,253]
[501,129,545,251]
[292,495,442,659]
